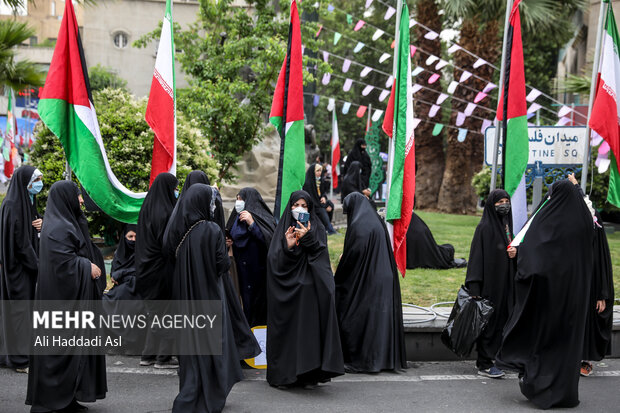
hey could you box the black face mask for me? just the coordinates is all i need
[495,203,511,216]
[126,240,136,248]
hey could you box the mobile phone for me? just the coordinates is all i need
[296,211,310,228]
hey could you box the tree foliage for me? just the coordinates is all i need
[88,64,128,92]
[29,88,218,241]
[0,19,45,91]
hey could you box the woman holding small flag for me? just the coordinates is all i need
[465,189,517,379]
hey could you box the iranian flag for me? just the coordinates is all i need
[496,0,529,232]
[38,0,146,223]
[146,0,176,185]
[331,109,340,189]
[3,88,16,178]
[270,0,306,218]
[590,1,620,207]
[382,1,415,276]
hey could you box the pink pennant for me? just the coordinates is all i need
[599,140,610,155]
[322,73,331,85]
[483,82,497,93]
[342,59,351,73]
[362,85,374,96]
[315,25,323,39]
[428,105,440,118]
[356,105,368,118]
[354,20,365,31]
[343,78,353,92]
[436,93,448,105]
[379,89,390,101]
[474,92,488,103]
[464,102,476,116]
[410,45,417,57]
[459,71,472,83]
[473,58,486,69]
[456,112,466,126]
[428,73,440,84]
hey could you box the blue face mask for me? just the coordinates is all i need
[174,189,179,198]
[28,180,43,195]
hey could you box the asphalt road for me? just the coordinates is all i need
[1,356,619,412]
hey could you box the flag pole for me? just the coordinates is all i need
[491,0,514,191]
[330,108,335,202]
[366,103,372,132]
[581,0,608,193]
[385,0,402,207]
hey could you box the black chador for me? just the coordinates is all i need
[0,165,41,369]
[340,161,363,203]
[26,181,107,412]
[266,190,344,387]
[406,212,462,269]
[163,184,244,413]
[225,187,276,327]
[335,193,407,373]
[496,180,594,409]
[465,189,516,371]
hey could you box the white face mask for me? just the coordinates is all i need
[235,200,245,214]
[291,206,308,221]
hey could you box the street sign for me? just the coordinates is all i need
[484,126,586,167]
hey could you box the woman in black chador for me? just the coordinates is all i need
[163,184,244,413]
[0,165,43,370]
[343,138,372,189]
[104,224,137,299]
[302,163,337,234]
[266,190,344,387]
[340,161,368,203]
[181,174,260,360]
[406,212,466,269]
[225,187,276,327]
[335,193,407,373]
[135,172,178,368]
[464,189,516,378]
[496,180,594,409]
[26,181,107,412]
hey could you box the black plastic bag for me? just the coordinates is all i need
[441,285,494,357]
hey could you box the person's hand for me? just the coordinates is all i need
[507,246,517,259]
[111,277,118,285]
[320,196,327,205]
[596,299,606,313]
[226,237,233,248]
[294,220,311,240]
[326,205,333,212]
[91,263,101,280]
[362,188,371,197]
[285,226,296,249]
[568,173,578,185]
[32,218,42,232]
[239,211,254,226]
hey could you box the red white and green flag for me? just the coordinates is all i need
[38,0,146,223]
[590,1,620,207]
[270,0,306,218]
[3,88,16,178]
[331,109,340,189]
[146,0,176,185]
[382,0,415,276]
[496,0,529,232]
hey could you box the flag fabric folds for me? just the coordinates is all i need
[589,1,620,207]
[269,0,306,218]
[146,0,176,185]
[3,88,17,178]
[382,1,415,276]
[496,0,529,232]
[38,0,146,223]
[331,110,341,189]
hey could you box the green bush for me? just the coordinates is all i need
[29,88,219,243]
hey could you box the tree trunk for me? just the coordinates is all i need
[412,0,445,209]
[437,19,500,213]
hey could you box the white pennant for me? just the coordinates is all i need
[327,98,335,112]
[483,82,497,93]
[447,44,461,54]
[343,78,353,92]
[424,30,439,40]
[428,105,440,118]
[526,88,542,102]
[411,66,424,76]
[378,89,390,101]
[464,102,476,116]
[412,84,422,94]
[384,6,395,20]
[372,29,384,41]
[409,19,417,28]
[459,71,472,83]
[360,66,373,77]
[447,81,459,94]
[473,58,486,69]
[527,103,542,114]
[425,55,439,66]
[379,53,390,63]
[362,85,374,96]
[436,93,449,105]
[385,75,394,88]
[435,60,449,70]
[342,59,351,73]
[372,109,384,122]
[558,105,572,118]
[456,111,466,126]
[481,119,492,133]
[342,102,351,114]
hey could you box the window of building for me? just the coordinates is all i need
[113,32,129,49]
[29,36,38,46]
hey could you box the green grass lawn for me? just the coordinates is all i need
[328,211,620,307]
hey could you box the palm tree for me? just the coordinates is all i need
[435,0,586,213]
[0,19,45,91]
[413,0,446,209]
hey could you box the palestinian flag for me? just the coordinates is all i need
[589,1,620,207]
[269,0,306,218]
[146,0,176,185]
[3,88,16,178]
[331,109,340,189]
[496,0,529,232]
[382,0,415,276]
[38,0,146,223]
